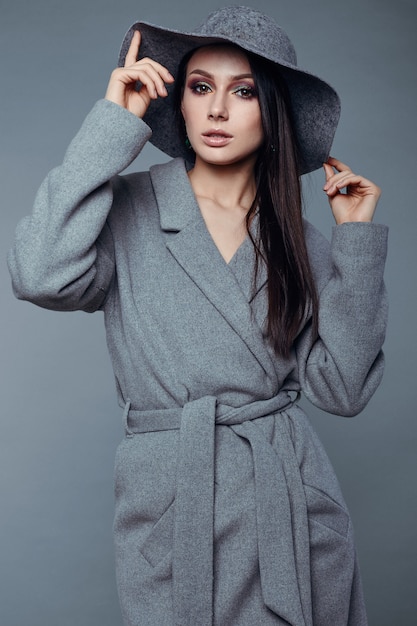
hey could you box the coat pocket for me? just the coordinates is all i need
[304,484,350,538]
[139,499,175,568]
[305,484,355,626]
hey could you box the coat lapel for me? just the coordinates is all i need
[150,159,275,379]
[227,225,268,304]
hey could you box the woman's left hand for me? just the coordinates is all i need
[323,157,381,224]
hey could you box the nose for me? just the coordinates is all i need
[208,91,228,121]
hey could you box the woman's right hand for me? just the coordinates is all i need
[105,30,174,119]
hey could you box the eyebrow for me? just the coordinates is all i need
[188,69,254,81]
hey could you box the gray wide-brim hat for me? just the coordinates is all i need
[118,6,341,175]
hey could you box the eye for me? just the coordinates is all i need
[233,85,257,99]
[189,80,212,95]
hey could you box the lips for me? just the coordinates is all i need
[201,129,233,147]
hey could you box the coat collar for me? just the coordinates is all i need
[149,158,276,381]
[150,158,197,231]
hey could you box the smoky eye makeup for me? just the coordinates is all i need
[186,78,257,99]
[187,79,213,94]
[232,84,257,98]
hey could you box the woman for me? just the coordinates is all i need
[8,6,387,626]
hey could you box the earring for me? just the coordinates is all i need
[185,136,192,150]
[270,144,276,152]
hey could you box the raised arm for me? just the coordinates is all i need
[297,161,388,416]
[8,32,173,313]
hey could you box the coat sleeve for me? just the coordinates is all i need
[7,99,152,313]
[296,221,388,416]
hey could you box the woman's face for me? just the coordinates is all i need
[181,45,264,168]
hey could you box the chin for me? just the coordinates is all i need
[196,149,259,168]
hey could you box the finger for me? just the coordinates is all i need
[136,66,171,98]
[125,30,141,67]
[322,161,334,183]
[133,62,172,97]
[323,169,345,193]
[326,156,352,173]
[325,175,358,196]
[323,165,356,193]
[326,173,379,199]
[124,34,174,86]
[115,59,171,93]
[336,174,381,198]
[138,57,174,84]
[324,172,354,196]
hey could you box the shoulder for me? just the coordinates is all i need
[108,157,190,230]
[112,157,187,199]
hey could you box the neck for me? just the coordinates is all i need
[188,156,257,212]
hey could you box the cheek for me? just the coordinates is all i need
[180,93,192,120]
[181,101,203,137]
[180,99,195,128]
[253,110,264,141]
[245,110,263,140]
[238,101,262,128]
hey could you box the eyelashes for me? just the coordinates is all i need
[234,85,257,99]
[187,80,257,99]
[188,80,212,94]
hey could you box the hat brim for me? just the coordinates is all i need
[118,21,340,175]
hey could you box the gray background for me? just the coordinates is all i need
[1,0,416,624]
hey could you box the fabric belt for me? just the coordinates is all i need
[123,393,312,626]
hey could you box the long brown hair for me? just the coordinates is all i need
[174,46,319,358]
[246,54,319,357]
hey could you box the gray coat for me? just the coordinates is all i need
[8,100,388,626]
